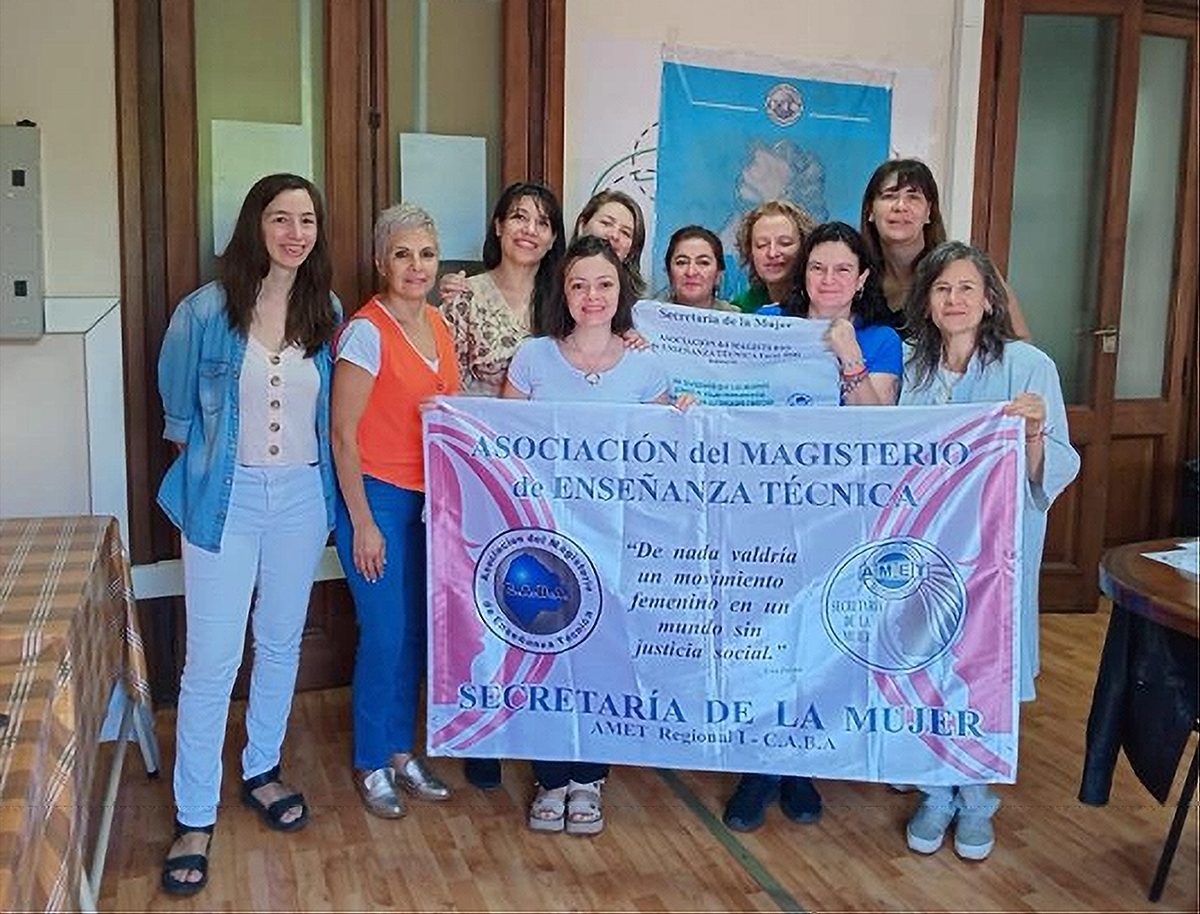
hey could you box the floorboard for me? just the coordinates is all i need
[96,607,1198,911]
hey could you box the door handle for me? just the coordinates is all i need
[1091,325,1119,353]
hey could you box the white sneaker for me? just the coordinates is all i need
[906,800,955,854]
[954,812,995,860]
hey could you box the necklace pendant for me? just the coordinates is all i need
[583,371,601,386]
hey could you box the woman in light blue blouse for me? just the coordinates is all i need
[898,241,1079,861]
[502,233,690,835]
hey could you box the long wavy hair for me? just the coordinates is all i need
[860,158,947,275]
[780,221,891,327]
[482,182,565,335]
[542,235,637,340]
[903,241,1017,390]
[570,189,646,296]
[217,173,335,356]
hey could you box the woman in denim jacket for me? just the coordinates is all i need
[156,174,340,896]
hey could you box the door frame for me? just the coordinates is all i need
[973,0,1199,609]
[115,0,566,702]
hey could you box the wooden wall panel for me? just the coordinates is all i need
[1103,436,1159,544]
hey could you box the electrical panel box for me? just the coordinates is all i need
[0,124,45,339]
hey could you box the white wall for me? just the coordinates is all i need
[563,0,983,270]
[0,0,120,296]
[0,0,125,526]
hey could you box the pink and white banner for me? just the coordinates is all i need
[424,399,1024,784]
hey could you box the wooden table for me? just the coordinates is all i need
[1086,537,1198,903]
[1098,538,1198,638]
[0,516,159,912]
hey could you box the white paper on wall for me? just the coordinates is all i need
[211,120,313,256]
[399,133,487,261]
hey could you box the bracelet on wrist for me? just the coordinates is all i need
[840,364,867,379]
[1025,427,1045,442]
[840,371,868,395]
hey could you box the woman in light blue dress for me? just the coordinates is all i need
[898,241,1080,861]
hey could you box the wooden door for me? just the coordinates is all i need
[117,0,564,703]
[974,0,1199,611]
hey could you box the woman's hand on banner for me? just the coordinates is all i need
[621,329,652,351]
[825,317,865,369]
[1002,391,1046,440]
[672,392,699,412]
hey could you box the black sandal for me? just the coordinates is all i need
[161,819,214,896]
[241,763,309,831]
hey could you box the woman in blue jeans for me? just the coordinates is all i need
[156,174,340,895]
[723,221,902,832]
[332,203,461,817]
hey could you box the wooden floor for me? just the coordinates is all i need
[97,607,1198,912]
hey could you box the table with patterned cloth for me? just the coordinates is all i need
[0,516,157,912]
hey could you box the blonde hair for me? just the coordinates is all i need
[735,200,817,288]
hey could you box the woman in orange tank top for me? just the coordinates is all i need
[331,203,460,818]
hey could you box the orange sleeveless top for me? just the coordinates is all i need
[350,298,460,492]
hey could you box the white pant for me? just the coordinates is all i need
[174,464,327,827]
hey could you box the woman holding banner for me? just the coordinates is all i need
[502,234,692,834]
[730,200,816,313]
[859,158,1029,338]
[434,182,567,790]
[723,221,902,832]
[897,241,1078,860]
[332,203,461,818]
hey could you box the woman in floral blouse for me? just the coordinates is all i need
[436,182,564,789]
[439,182,566,396]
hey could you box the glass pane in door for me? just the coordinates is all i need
[1115,34,1189,399]
[195,0,325,281]
[1008,15,1117,403]
[387,0,503,270]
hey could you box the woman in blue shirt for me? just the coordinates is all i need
[156,174,340,896]
[724,221,902,832]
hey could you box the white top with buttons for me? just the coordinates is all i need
[236,336,319,466]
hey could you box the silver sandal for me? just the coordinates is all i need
[565,779,605,835]
[528,784,568,832]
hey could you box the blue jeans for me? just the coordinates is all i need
[174,464,327,827]
[334,476,427,770]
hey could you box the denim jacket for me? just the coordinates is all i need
[156,281,341,552]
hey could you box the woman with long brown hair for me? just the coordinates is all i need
[157,173,340,895]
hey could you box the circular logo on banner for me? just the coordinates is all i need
[765,83,804,126]
[821,537,967,673]
[786,391,814,407]
[474,527,602,654]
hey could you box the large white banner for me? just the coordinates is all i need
[634,300,840,406]
[425,399,1025,785]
